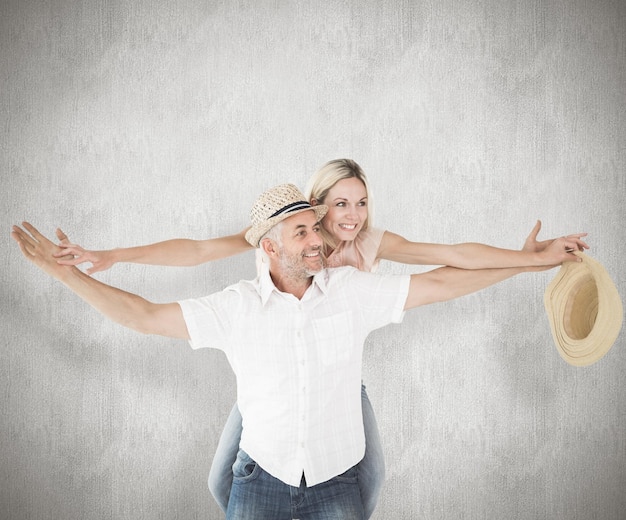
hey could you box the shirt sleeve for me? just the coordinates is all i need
[177,289,239,352]
[343,268,410,331]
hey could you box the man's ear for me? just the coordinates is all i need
[260,238,276,257]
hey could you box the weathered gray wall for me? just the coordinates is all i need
[2,1,625,518]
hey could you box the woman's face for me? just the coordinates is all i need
[319,177,368,243]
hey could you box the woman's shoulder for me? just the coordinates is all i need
[356,226,385,244]
[349,227,386,271]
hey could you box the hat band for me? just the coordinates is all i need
[268,201,312,219]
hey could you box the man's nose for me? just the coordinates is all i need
[309,229,323,247]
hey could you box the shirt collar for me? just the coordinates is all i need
[258,263,275,305]
[258,262,329,306]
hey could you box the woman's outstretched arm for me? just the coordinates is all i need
[377,220,588,269]
[54,227,253,275]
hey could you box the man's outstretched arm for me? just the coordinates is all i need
[11,222,189,339]
[404,263,551,310]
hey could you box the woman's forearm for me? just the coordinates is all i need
[428,242,544,269]
[378,226,588,270]
[56,228,253,273]
[380,238,549,269]
[110,233,253,266]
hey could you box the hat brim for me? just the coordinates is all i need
[544,252,623,366]
[245,205,328,247]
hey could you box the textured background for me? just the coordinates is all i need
[2,1,625,519]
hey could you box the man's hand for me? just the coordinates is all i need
[12,222,73,279]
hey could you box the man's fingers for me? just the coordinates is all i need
[561,236,589,252]
[575,239,590,250]
[10,228,23,246]
[14,237,29,256]
[11,225,34,246]
[22,223,61,251]
[55,228,69,243]
[11,228,35,257]
[22,221,44,242]
[13,223,60,257]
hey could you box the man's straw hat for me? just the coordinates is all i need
[245,184,328,247]
[544,252,622,366]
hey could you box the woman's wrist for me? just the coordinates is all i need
[107,248,122,266]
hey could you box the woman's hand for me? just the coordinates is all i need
[53,228,114,275]
[522,220,589,263]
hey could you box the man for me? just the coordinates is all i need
[11,184,584,519]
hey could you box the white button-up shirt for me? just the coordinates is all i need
[179,265,410,487]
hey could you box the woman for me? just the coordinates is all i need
[55,159,588,517]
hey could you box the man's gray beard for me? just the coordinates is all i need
[279,250,324,279]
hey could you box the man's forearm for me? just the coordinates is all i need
[405,264,547,309]
[12,222,189,339]
[57,266,157,332]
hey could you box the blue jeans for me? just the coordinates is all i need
[209,385,384,519]
[226,449,364,520]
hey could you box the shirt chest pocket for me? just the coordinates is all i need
[311,312,354,367]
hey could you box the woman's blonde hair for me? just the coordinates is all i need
[304,159,374,250]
